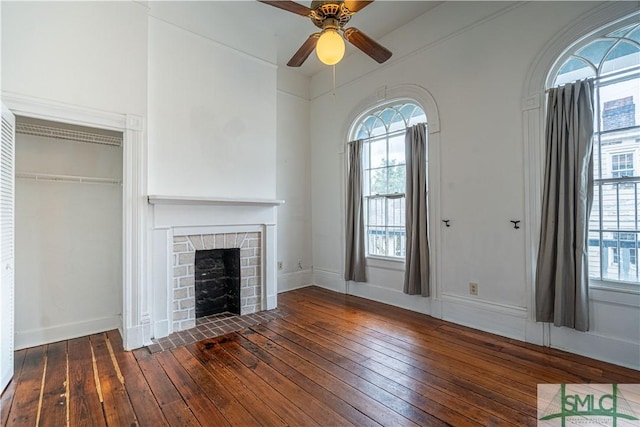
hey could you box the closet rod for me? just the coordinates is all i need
[16,172,122,185]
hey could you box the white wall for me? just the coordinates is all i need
[14,132,122,348]
[2,1,148,348]
[276,68,313,292]
[146,15,277,199]
[309,1,640,369]
[1,1,148,116]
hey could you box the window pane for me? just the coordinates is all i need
[588,231,601,279]
[601,41,640,75]
[370,117,387,138]
[379,108,395,124]
[593,138,601,179]
[356,125,369,140]
[369,139,387,169]
[367,226,386,256]
[370,168,387,195]
[603,230,620,282]
[601,183,618,230]
[388,111,407,132]
[576,39,616,67]
[409,110,427,126]
[388,226,405,257]
[400,104,416,120]
[386,197,405,228]
[367,198,384,226]
[555,57,596,86]
[387,165,406,194]
[607,24,637,38]
[363,168,371,195]
[590,184,601,230]
[388,135,405,165]
[599,78,640,132]
[628,26,640,44]
[363,115,376,130]
[618,183,637,230]
[599,128,640,157]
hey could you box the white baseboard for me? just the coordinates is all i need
[549,325,640,370]
[347,281,436,316]
[278,269,313,293]
[440,293,528,341]
[525,319,545,346]
[312,269,346,293]
[15,315,122,350]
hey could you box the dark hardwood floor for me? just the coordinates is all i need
[2,286,639,426]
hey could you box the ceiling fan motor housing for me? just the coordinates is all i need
[310,1,354,29]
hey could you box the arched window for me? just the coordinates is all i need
[352,101,426,258]
[550,21,640,287]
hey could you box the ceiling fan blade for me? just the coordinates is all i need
[287,33,321,67]
[343,27,392,64]
[343,1,373,13]
[257,0,312,17]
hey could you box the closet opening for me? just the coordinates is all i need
[14,116,123,348]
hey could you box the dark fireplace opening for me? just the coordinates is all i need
[194,248,241,317]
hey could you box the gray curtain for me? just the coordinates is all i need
[536,79,594,332]
[345,139,367,282]
[404,124,430,296]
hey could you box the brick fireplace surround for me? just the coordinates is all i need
[172,231,262,332]
[149,195,283,341]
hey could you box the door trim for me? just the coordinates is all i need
[2,92,150,350]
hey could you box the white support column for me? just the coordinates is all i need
[122,114,149,350]
[264,222,278,310]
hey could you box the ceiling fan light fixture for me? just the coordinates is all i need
[316,29,345,65]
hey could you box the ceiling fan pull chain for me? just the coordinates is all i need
[332,65,336,96]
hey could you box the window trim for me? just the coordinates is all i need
[552,23,640,287]
[523,7,640,306]
[356,100,425,260]
[342,84,442,297]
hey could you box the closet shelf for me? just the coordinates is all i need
[16,172,122,185]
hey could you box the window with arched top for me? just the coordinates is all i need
[550,20,640,287]
[352,101,426,258]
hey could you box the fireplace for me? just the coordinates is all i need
[149,195,282,339]
[195,248,240,317]
[172,231,262,332]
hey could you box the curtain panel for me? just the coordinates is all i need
[536,79,595,332]
[345,139,367,282]
[404,124,430,296]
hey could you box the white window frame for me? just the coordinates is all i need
[523,6,640,311]
[352,100,426,261]
[342,85,441,301]
[549,19,640,290]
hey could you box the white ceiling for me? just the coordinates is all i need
[213,1,443,77]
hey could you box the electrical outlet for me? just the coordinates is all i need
[469,282,478,295]
[278,261,283,270]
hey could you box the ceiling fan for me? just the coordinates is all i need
[258,0,392,67]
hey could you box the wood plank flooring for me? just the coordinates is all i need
[2,286,639,426]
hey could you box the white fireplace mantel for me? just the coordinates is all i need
[148,195,285,207]
[149,194,282,340]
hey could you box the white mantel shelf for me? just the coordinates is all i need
[148,195,285,207]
